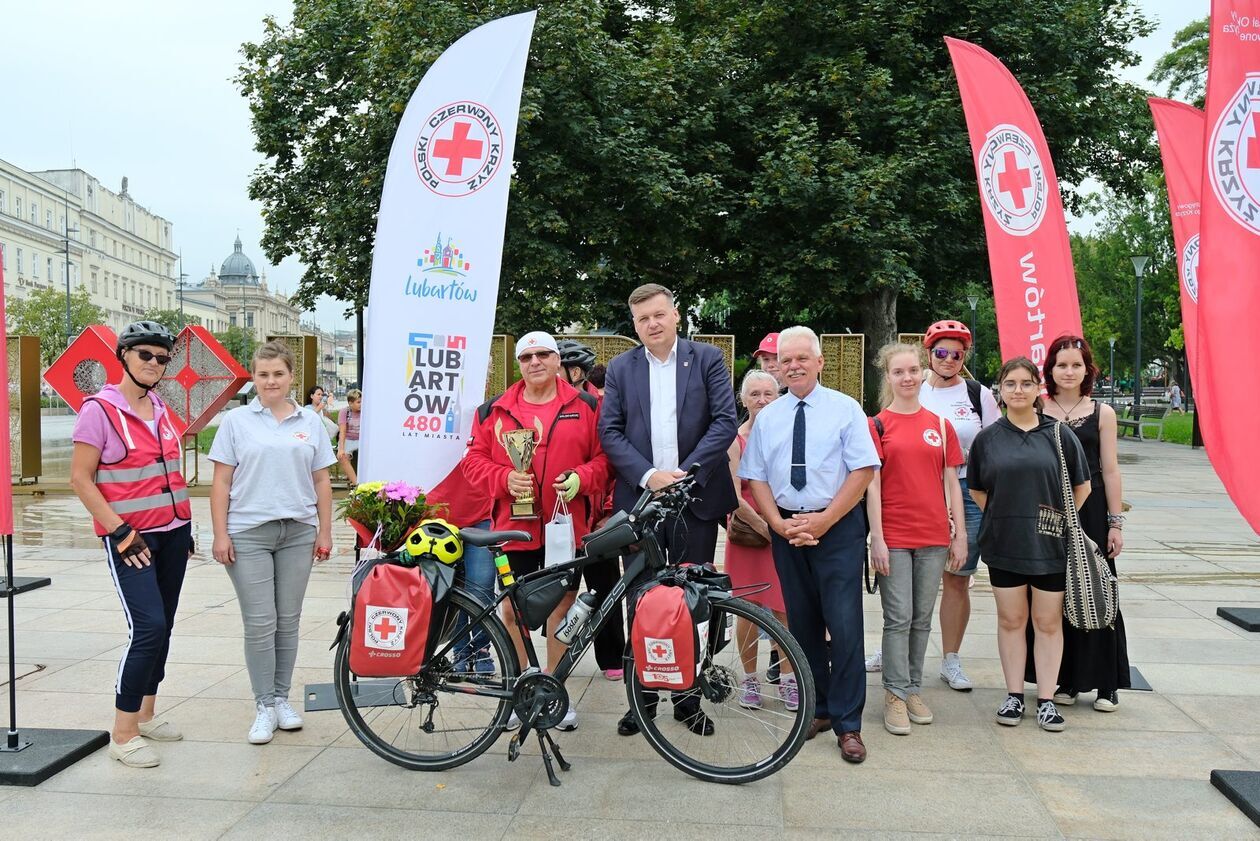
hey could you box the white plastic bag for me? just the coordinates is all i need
[544,497,575,567]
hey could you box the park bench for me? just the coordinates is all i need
[1116,402,1170,441]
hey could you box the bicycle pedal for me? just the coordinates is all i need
[507,735,521,762]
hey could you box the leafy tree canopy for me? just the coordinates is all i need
[7,287,106,366]
[238,0,1158,393]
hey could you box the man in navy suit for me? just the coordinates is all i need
[598,283,738,736]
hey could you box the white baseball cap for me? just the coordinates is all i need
[515,331,559,359]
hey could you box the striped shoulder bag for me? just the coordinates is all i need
[1053,421,1118,630]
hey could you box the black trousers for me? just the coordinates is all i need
[583,556,625,670]
[770,506,867,733]
[636,510,720,715]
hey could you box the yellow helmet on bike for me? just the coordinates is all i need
[403,519,463,565]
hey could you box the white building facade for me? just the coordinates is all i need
[0,158,177,333]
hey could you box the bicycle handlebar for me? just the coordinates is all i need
[628,462,701,531]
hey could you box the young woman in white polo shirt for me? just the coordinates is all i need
[209,340,336,744]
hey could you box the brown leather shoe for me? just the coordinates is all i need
[838,730,866,763]
[805,717,832,741]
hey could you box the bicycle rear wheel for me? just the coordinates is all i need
[627,596,814,784]
[335,587,520,771]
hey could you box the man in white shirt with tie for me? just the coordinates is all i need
[739,326,880,763]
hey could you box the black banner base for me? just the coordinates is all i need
[1218,607,1260,632]
[0,577,51,599]
[1212,770,1260,828]
[1128,666,1152,691]
[304,680,398,713]
[0,728,108,786]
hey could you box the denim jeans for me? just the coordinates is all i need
[950,477,983,576]
[455,519,494,659]
[224,519,316,704]
[879,546,949,699]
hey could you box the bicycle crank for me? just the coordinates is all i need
[506,671,572,786]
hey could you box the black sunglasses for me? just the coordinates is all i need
[132,349,172,366]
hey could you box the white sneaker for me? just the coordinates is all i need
[939,653,973,691]
[274,698,304,731]
[248,703,277,744]
[557,706,578,732]
[865,650,882,672]
[506,711,520,730]
[108,735,160,768]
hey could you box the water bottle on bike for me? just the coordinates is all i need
[554,590,598,644]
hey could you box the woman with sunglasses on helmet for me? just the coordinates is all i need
[916,320,999,693]
[1039,335,1130,712]
[70,321,193,768]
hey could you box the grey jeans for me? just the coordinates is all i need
[879,546,949,699]
[225,519,316,704]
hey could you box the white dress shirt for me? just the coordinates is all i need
[639,339,680,488]
[738,383,880,510]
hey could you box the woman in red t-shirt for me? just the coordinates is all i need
[866,343,967,737]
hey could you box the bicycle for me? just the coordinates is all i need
[332,465,814,785]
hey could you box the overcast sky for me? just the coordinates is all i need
[2,0,1204,331]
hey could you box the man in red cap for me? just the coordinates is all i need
[753,332,786,390]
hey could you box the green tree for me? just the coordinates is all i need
[140,308,201,331]
[7,286,106,366]
[213,325,257,370]
[239,1,1159,404]
[1149,18,1208,107]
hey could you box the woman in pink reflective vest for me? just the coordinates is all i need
[70,321,193,768]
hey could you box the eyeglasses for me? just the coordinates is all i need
[1000,380,1039,391]
[132,349,172,366]
[931,348,964,361]
[517,351,555,363]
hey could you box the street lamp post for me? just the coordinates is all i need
[178,251,188,329]
[63,219,79,348]
[1131,256,1150,411]
[966,294,980,376]
[1108,336,1117,407]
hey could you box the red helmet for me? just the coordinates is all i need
[923,320,972,350]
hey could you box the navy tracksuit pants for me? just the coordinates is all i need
[106,524,192,712]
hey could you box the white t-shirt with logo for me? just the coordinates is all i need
[919,379,1001,479]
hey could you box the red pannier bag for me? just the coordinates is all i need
[350,563,433,677]
[631,581,711,690]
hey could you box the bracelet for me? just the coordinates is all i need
[1106,513,1125,528]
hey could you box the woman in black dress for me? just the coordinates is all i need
[1039,335,1130,711]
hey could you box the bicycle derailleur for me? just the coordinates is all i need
[507,669,572,786]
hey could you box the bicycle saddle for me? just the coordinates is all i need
[459,527,531,547]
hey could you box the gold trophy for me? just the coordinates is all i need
[495,418,545,519]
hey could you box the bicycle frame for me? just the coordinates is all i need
[429,527,668,699]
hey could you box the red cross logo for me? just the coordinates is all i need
[650,643,669,659]
[997,151,1033,210]
[374,617,398,641]
[1249,113,1260,169]
[433,122,483,177]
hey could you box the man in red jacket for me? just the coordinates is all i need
[464,331,610,731]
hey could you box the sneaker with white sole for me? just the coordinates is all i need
[274,698,303,731]
[865,650,882,672]
[778,675,799,712]
[905,693,933,725]
[557,706,578,732]
[738,676,762,709]
[108,735,159,768]
[939,653,973,691]
[506,711,520,730]
[995,695,1024,726]
[1053,686,1078,706]
[1093,690,1119,712]
[137,718,183,741]
[1037,700,1066,731]
[248,703,277,744]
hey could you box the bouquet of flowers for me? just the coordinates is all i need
[338,480,445,552]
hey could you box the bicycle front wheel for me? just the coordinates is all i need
[335,587,520,771]
[627,596,814,784]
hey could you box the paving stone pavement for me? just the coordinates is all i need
[1,437,1259,839]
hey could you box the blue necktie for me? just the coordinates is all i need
[791,400,807,490]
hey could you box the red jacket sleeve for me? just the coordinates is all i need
[462,409,515,501]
